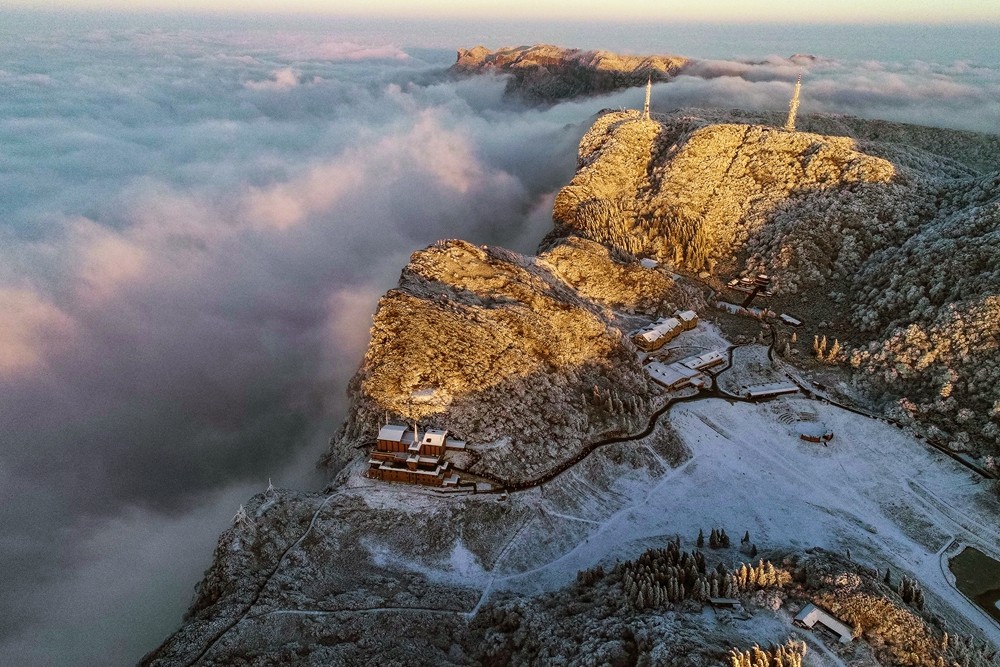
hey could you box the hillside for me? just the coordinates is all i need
[143,91,1000,666]
[144,396,1000,667]
[324,237,695,483]
[550,108,1000,463]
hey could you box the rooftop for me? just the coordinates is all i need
[377,424,409,442]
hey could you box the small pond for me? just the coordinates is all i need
[949,546,1000,623]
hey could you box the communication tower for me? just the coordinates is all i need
[642,76,652,119]
[785,74,802,131]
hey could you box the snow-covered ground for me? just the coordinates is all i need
[175,374,1000,666]
[388,395,1000,646]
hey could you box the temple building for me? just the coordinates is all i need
[367,423,465,487]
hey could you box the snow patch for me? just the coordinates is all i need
[449,541,484,579]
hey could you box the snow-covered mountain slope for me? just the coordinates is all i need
[143,109,1000,666]
[552,109,1000,464]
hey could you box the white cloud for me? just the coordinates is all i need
[0,287,75,377]
[244,66,301,90]
[292,41,410,62]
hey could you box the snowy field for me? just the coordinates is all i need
[400,396,1000,647]
[190,381,1000,664]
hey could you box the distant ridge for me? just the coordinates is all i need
[450,44,688,104]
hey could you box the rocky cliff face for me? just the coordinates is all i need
[325,237,694,484]
[451,44,688,104]
[553,110,896,272]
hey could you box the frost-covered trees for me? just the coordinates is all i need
[729,640,807,667]
[557,109,1000,461]
[618,542,790,610]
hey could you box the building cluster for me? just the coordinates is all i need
[727,274,774,298]
[632,310,698,351]
[367,423,465,487]
[645,349,726,390]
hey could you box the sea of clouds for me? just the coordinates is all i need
[0,15,997,665]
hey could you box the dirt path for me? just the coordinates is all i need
[180,487,362,666]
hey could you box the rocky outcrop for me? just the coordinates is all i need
[143,78,1000,665]
[326,238,688,484]
[451,44,688,104]
[551,107,1000,460]
[553,110,896,272]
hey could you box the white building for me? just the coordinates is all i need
[793,604,853,643]
[675,310,698,330]
[633,317,683,351]
[681,350,726,371]
[645,361,703,390]
[744,382,798,399]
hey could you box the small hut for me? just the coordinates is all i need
[794,603,853,643]
[799,422,834,443]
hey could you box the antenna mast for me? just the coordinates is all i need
[785,74,802,132]
[642,76,652,119]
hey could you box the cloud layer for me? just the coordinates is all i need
[0,27,582,666]
[671,54,1000,132]
[0,19,996,666]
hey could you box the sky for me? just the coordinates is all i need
[8,0,1000,23]
[0,9,998,667]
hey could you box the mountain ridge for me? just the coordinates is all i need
[450,44,688,104]
[143,79,1000,667]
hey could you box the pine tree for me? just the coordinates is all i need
[827,338,841,362]
[765,562,777,587]
[883,567,892,587]
[750,544,758,557]
[720,528,731,548]
[742,530,750,544]
[697,528,704,548]
[710,528,720,549]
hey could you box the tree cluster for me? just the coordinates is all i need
[728,640,807,667]
[697,527,732,548]
[898,575,925,611]
[617,541,789,610]
[812,335,841,363]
